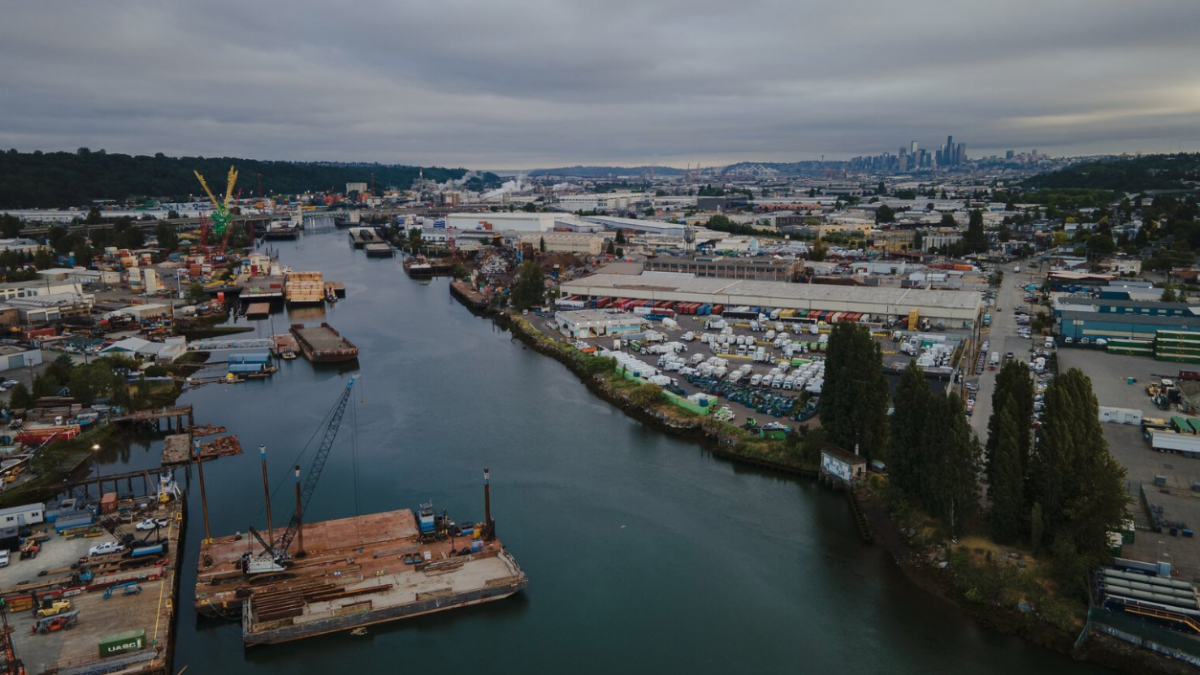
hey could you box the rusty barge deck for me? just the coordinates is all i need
[289,323,359,362]
[194,509,527,645]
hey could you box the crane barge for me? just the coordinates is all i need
[193,379,528,645]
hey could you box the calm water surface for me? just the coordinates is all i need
[95,230,1106,674]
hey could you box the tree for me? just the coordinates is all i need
[923,394,980,534]
[875,204,896,224]
[986,361,1033,485]
[538,237,546,253]
[889,362,933,500]
[939,212,957,228]
[962,209,988,254]
[185,283,208,305]
[1029,368,1127,586]
[988,397,1025,543]
[155,222,179,252]
[808,240,827,262]
[0,214,21,238]
[630,383,664,407]
[614,229,627,245]
[1162,285,1178,302]
[510,260,545,310]
[605,240,616,256]
[912,230,924,250]
[8,382,31,409]
[818,323,889,460]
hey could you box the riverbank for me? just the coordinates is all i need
[458,291,1189,674]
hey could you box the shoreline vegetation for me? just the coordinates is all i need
[450,281,1190,675]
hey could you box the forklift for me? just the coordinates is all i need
[31,611,79,635]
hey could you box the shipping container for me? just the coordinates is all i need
[99,629,145,658]
[99,493,117,515]
[699,304,711,316]
[711,305,724,315]
[594,297,612,309]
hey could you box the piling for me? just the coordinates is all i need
[483,467,494,540]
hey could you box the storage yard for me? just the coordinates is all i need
[0,477,184,675]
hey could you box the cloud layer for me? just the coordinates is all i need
[2,0,1198,168]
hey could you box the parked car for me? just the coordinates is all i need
[135,518,170,531]
[88,541,126,557]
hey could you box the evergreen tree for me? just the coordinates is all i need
[510,260,546,310]
[986,361,1034,487]
[818,323,889,460]
[8,382,31,409]
[888,362,932,499]
[538,237,546,253]
[963,209,988,253]
[922,393,980,533]
[988,397,1025,542]
[1029,369,1127,570]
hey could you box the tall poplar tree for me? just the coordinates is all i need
[988,396,1025,543]
[889,362,932,499]
[818,322,889,460]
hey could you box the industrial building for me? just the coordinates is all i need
[0,344,42,371]
[556,192,646,212]
[1057,311,1200,342]
[555,310,646,339]
[559,273,982,324]
[644,256,800,282]
[519,232,603,255]
[580,216,689,237]
[1055,297,1197,318]
[446,212,558,233]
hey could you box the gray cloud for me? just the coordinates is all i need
[2,0,1198,169]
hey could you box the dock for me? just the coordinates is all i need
[289,323,359,363]
[194,509,528,645]
[111,405,194,432]
[323,281,345,298]
[242,275,285,302]
[0,476,185,675]
[245,302,271,318]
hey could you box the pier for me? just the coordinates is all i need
[111,405,194,432]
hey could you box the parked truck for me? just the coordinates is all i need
[988,352,1000,370]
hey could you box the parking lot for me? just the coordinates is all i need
[1058,347,1200,581]
[544,311,970,431]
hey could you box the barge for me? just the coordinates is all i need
[289,323,359,362]
[364,243,395,258]
[284,271,325,305]
[195,474,527,645]
[403,255,453,277]
[264,221,300,240]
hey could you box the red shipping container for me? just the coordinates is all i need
[100,492,118,515]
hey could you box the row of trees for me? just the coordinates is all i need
[889,363,981,533]
[818,323,889,460]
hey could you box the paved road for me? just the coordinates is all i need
[968,262,1040,443]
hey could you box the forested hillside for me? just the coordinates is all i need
[1024,153,1200,192]
[0,149,498,208]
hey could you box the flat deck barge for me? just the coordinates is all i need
[364,243,395,258]
[245,302,271,318]
[194,509,528,645]
[242,275,285,302]
[289,323,359,362]
[403,255,453,277]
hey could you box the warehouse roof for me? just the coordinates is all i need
[560,273,980,311]
[1059,310,1200,327]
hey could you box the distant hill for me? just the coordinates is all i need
[1023,153,1200,192]
[0,150,499,209]
[718,161,843,176]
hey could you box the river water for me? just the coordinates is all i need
[94,230,1106,674]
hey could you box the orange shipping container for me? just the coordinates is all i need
[100,492,118,515]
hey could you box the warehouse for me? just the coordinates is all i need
[559,273,982,324]
[555,310,646,339]
[0,345,42,371]
[1057,311,1200,342]
[644,256,800,282]
[580,216,689,237]
[1054,297,1198,318]
[446,212,558,233]
[519,232,603,255]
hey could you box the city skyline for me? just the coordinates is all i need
[1,0,1198,169]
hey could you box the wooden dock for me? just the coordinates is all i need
[162,433,242,464]
[246,302,271,318]
[112,405,194,432]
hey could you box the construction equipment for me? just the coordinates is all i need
[103,582,141,600]
[194,166,240,258]
[31,611,79,635]
[17,539,38,560]
[0,601,28,674]
[244,378,356,574]
[35,600,71,619]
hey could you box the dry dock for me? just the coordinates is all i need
[194,509,528,645]
[289,323,359,363]
[0,485,185,675]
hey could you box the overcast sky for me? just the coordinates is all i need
[2,0,1198,170]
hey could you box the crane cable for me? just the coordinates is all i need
[256,385,342,518]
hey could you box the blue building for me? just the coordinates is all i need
[1057,311,1200,342]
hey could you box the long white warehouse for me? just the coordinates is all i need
[559,273,982,325]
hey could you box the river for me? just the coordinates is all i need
[93,229,1106,674]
